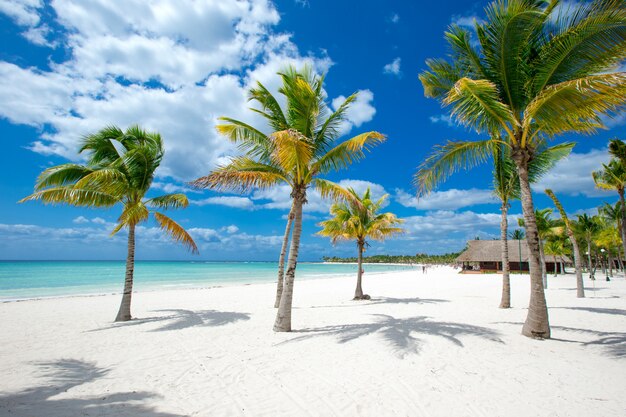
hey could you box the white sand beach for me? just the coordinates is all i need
[1,267,625,417]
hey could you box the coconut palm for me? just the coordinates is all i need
[317,188,403,300]
[576,214,602,280]
[545,189,585,297]
[543,238,567,276]
[418,0,626,338]
[191,66,385,332]
[491,142,572,308]
[593,159,626,260]
[20,125,198,321]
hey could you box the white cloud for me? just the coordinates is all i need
[429,114,455,127]
[72,216,89,224]
[151,181,198,194]
[389,13,399,24]
[402,210,518,238]
[331,89,376,136]
[91,217,107,225]
[451,14,483,29]
[0,0,348,183]
[191,196,256,210]
[221,225,240,234]
[395,188,497,211]
[383,58,401,76]
[532,148,613,198]
[0,0,43,26]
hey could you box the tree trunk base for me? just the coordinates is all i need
[498,303,511,309]
[353,294,371,301]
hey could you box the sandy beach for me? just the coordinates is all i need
[1,267,624,417]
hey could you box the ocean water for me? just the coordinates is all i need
[0,261,417,301]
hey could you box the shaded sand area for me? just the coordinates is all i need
[1,267,625,416]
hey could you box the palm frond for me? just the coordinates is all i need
[146,193,189,210]
[532,0,626,93]
[415,139,495,197]
[315,92,357,149]
[34,164,94,190]
[248,81,289,131]
[154,212,199,254]
[445,78,517,135]
[310,131,386,176]
[19,187,119,207]
[216,117,273,161]
[419,59,465,99]
[524,72,626,138]
[190,158,288,192]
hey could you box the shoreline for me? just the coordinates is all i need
[0,267,416,303]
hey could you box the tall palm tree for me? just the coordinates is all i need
[592,159,626,261]
[545,189,584,297]
[191,66,385,332]
[317,188,403,299]
[20,125,198,321]
[576,214,602,280]
[418,0,626,338]
[492,143,571,308]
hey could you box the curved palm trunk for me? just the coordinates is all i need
[354,240,365,300]
[619,189,626,263]
[539,240,547,289]
[274,204,295,308]
[515,152,550,339]
[273,189,305,332]
[499,204,511,309]
[115,223,136,322]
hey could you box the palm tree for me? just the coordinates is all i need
[418,0,626,338]
[599,201,624,270]
[317,188,403,299]
[592,159,626,261]
[518,208,556,288]
[191,66,385,332]
[545,189,584,297]
[492,143,571,308]
[576,214,602,280]
[20,125,198,321]
[543,238,566,276]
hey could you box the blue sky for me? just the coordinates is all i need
[0,0,624,261]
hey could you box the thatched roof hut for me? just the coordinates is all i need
[456,240,571,273]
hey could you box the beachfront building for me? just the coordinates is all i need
[456,240,571,274]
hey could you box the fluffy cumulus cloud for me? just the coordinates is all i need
[395,188,497,211]
[383,58,401,76]
[532,148,613,198]
[0,0,360,182]
[395,210,521,253]
[331,90,376,136]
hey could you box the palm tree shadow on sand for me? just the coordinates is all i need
[497,321,626,359]
[281,314,503,357]
[307,297,449,309]
[0,359,183,416]
[90,309,250,332]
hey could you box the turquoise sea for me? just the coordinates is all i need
[0,261,416,301]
